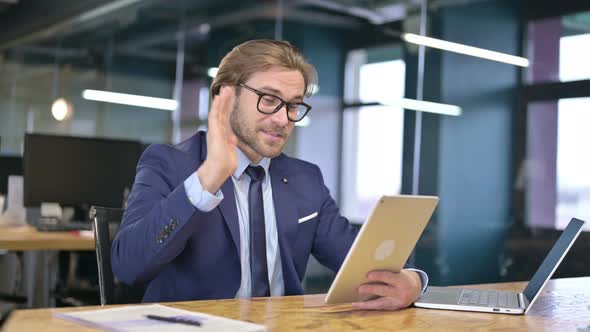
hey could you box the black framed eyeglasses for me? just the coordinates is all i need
[238,83,312,122]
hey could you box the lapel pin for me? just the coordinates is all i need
[282,178,288,184]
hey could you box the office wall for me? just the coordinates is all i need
[406,0,520,286]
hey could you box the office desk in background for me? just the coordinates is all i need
[0,225,94,251]
[4,277,590,331]
[0,225,94,307]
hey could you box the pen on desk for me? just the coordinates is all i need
[145,314,202,327]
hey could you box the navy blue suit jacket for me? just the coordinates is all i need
[111,131,361,302]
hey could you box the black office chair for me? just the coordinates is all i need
[90,206,145,305]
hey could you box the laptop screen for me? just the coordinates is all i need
[522,218,585,303]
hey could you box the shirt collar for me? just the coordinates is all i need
[233,147,271,180]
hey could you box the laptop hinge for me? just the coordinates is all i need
[518,293,526,309]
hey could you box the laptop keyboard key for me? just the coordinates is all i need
[479,293,488,305]
[459,290,472,304]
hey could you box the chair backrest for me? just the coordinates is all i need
[90,206,145,305]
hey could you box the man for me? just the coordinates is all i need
[112,39,427,310]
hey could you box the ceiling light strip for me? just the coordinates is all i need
[82,89,178,111]
[402,33,530,67]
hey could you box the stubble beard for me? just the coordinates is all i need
[230,103,288,159]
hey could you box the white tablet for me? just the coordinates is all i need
[324,195,439,304]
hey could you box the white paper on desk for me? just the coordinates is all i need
[55,303,266,332]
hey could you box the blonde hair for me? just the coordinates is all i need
[210,39,318,98]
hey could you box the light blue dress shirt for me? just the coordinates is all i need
[183,148,429,298]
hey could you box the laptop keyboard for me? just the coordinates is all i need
[458,289,520,308]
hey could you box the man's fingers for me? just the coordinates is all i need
[218,86,234,122]
[357,270,422,311]
[208,86,234,135]
[367,270,403,287]
[351,297,403,311]
[358,283,396,298]
[215,86,235,134]
[208,90,224,133]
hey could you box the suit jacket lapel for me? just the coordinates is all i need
[218,179,241,255]
[270,156,303,294]
[270,157,298,251]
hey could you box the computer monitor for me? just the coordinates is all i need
[23,133,142,209]
[0,155,23,195]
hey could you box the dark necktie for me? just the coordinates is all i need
[245,165,271,297]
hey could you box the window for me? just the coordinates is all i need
[527,10,590,84]
[341,48,405,223]
[526,97,590,231]
[556,97,590,229]
[524,10,590,231]
[560,33,590,82]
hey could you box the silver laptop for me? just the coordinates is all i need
[414,218,585,314]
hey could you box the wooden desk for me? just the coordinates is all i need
[0,225,94,251]
[4,277,590,331]
[0,225,95,307]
